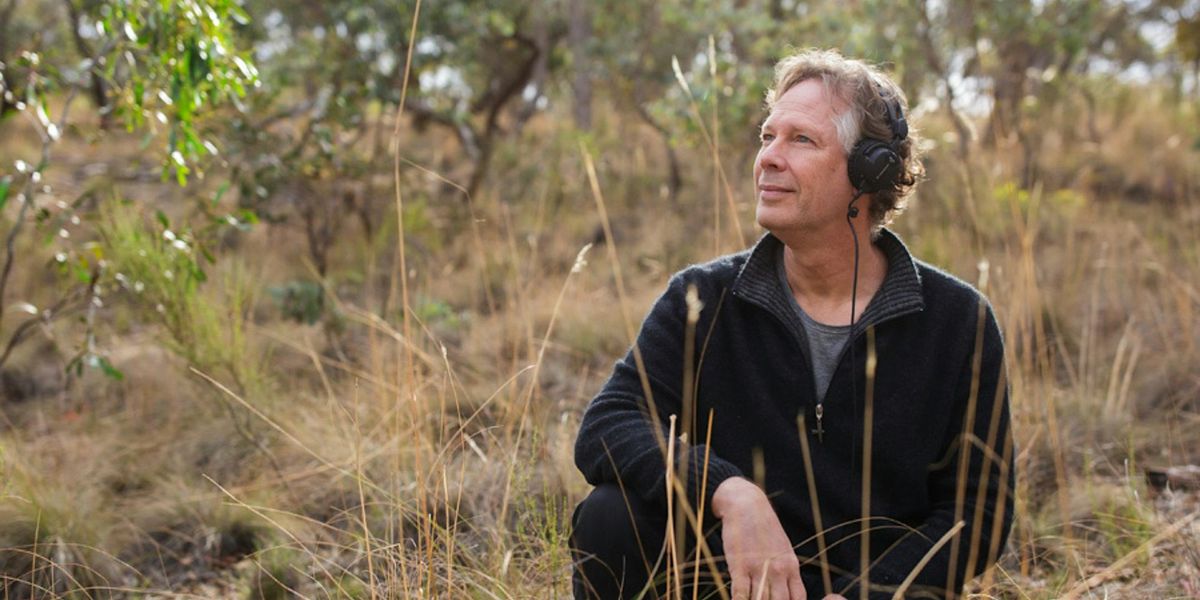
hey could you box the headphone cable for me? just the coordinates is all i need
[845,190,865,451]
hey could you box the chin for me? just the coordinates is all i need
[755,203,795,232]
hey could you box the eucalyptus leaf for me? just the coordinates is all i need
[97,357,125,381]
[0,177,10,211]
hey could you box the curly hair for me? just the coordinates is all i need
[765,49,925,233]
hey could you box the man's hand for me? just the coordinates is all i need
[712,477,806,600]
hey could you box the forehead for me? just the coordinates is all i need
[762,79,845,130]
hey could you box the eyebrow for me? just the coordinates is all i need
[760,119,825,143]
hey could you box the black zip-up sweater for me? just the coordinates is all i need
[575,230,1014,599]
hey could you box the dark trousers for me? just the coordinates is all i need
[570,484,728,599]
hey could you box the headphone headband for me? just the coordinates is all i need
[880,89,908,145]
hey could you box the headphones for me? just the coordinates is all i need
[846,85,909,194]
[833,84,909,448]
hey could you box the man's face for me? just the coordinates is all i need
[754,79,856,237]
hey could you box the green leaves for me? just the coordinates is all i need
[93,0,260,185]
[95,356,126,381]
[66,353,126,381]
[0,177,11,212]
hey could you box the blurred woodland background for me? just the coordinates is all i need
[1,0,1199,597]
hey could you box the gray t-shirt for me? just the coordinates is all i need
[777,248,851,400]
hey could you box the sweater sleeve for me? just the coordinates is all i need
[835,301,1015,599]
[574,273,744,511]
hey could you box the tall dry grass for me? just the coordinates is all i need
[2,26,1199,600]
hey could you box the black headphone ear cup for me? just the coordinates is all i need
[847,139,874,191]
[847,139,901,193]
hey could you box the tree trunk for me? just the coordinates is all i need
[63,0,111,129]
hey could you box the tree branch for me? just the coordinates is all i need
[0,273,93,369]
[915,0,974,158]
[0,81,81,335]
[475,32,540,138]
[404,97,481,163]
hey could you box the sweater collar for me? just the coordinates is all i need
[731,228,925,334]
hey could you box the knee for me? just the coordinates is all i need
[571,484,660,554]
[571,485,666,599]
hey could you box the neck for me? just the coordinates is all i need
[774,217,886,324]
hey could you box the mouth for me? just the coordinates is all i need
[758,183,795,198]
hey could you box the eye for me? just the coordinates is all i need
[793,134,812,144]
[759,132,775,144]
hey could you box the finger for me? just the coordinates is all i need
[771,578,792,600]
[788,573,807,600]
[753,565,770,600]
[731,572,750,600]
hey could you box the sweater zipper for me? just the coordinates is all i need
[815,326,863,443]
[740,293,920,444]
[736,301,826,440]
[816,307,922,441]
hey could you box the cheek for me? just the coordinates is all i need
[824,158,850,188]
[824,154,844,175]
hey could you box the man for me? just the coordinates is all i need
[572,49,1013,600]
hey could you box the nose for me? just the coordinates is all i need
[756,138,784,172]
